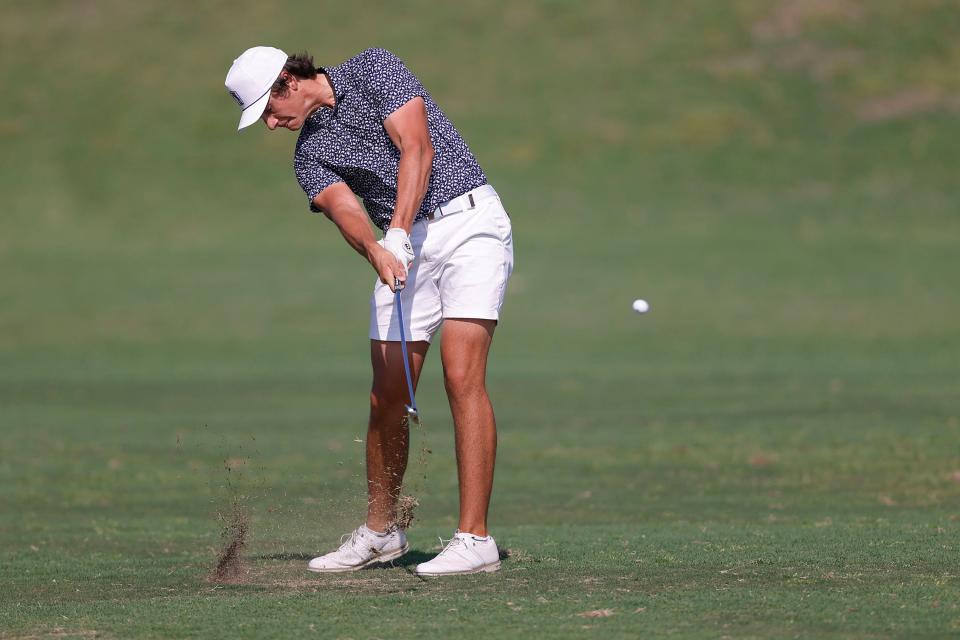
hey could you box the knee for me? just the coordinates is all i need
[443,366,484,400]
[370,383,406,416]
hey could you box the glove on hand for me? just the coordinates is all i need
[383,228,415,270]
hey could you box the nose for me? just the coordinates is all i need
[264,113,279,130]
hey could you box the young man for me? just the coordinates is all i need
[224,46,514,576]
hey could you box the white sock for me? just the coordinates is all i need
[459,531,491,541]
[363,524,389,537]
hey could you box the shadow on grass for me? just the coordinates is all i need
[253,547,510,573]
[253,550,436,567]
[394,550,439,567]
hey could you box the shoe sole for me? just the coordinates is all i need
[415,560,501,577]
[306,542,410,573]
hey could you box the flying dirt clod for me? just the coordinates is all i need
[212,498,249,583]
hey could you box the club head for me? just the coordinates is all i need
[405,405,421,426]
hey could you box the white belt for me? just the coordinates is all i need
[426,185,497,222]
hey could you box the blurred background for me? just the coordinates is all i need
[2,0,959,635]
[4,0,958,365]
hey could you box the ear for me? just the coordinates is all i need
[284,72,300,92]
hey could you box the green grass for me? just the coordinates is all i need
[2,0,960,638]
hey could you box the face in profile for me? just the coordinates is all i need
[261,73,309,131]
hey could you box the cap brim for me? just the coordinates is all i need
[237,91,270,130]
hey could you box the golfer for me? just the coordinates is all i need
[225,46,514,576]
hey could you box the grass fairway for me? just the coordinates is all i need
[2,1,960,638]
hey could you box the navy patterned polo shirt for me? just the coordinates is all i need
[293,48,487,231]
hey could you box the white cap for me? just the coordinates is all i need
[225,46,288,130]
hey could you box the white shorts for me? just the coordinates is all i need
[370,185,514,342]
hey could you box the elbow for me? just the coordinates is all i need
[411,140,434,165]
[422,143,435,179]
[404,137,434,161]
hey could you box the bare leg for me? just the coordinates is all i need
[366,339,429,532]
[440,318,498,537]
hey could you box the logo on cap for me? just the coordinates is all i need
[229,90,245,108]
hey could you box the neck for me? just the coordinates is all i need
[306,72,336,116]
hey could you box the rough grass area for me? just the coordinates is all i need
[2,0,959,638]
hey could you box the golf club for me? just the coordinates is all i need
[394,278,420,426]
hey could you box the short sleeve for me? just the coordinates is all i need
[294,148,343,213]
[357,48,428,121]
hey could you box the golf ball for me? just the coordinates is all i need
[632,299,650,314]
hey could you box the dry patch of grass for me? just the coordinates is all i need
[708,1,864,83]
[856,87,960,122]
[0,630,101,640]
[578,608,615,618]
[752,0,863,41]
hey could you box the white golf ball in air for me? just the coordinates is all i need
[632,299,650,314]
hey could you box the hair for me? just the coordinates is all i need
[271,52,318,96]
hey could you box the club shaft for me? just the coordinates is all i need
[395,289,418,412]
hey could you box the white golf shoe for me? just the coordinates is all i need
[415,531,501,576]
[307,525,409,572]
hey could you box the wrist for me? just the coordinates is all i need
[362,239,383,262]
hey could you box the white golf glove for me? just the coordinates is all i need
[383,228,415,270]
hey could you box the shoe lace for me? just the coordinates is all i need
[338,529,363,552]
[435,535,466,558]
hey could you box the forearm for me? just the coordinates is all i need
[389,143,434,233]
[312,175,410,292]
[325,206,381,264]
